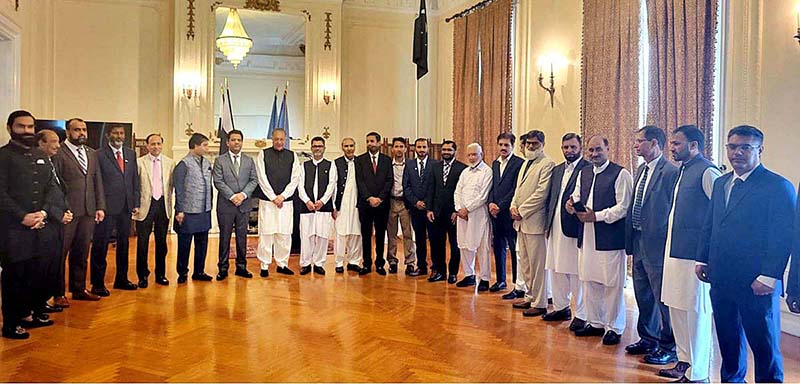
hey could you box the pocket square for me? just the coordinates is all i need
[36,159,46,164]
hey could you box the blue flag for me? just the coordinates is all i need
[266,87,278,139]
[276,85,290,149]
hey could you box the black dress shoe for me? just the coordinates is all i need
[21,317,54,329]
[138,279,148,288]
[645,349,678,365]
[388,264,398,274]
[477,280,490,291]
[542,307,572,322]
[409,268,428,277]
[260,269,269,278]
[34,313,50,321]
[2,326,29,340]
[456,275,476,287]
[447,274,457,284]
[673,375,708,383]
[659,361,691,379]
[574,325,605,337]
[156,276,169,286]
[569,318,587,332]
[192,273,213,281]
[427,272,446,282]
[502,289,525,300]
[276,266,294,275]
[625,340,658,355]
[405,266,415,276]
[335,266,344,274]
[488,281,507,292]
[359,267,371,275]
[234,269,253,278]
[602,330,622,345]
[313,266,326,275]
[347,264,361,272]
[41,304,63,313]
[113,280,138,290]
[216,272,228,281]
[90,286,111,297]
[376,267,387,276]
[300,265,312,275]
[177,275,188,284]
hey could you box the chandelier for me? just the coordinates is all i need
[216,8,253,68]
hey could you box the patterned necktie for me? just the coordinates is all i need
[632,166,649,229]
[443,161,451,184]
[152,157,163,200]
[233,154,240,175]
[727,178,745,208]
[372,155,378,173]
[77,146,88,174]
[116,150,125,172]
[419,159,425,179]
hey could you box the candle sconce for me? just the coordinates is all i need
[538,65,556,108]
[795,5,800,46]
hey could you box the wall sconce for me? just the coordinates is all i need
[322,84,336,105]
[538,63,556,108]
[537,54,568,108]
[178,72,200,101]
[794,4,800,46]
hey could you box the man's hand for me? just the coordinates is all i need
[510,207,522,221]
[22,212,45,227]
[95,210,105,223]
[565,198,576,215]
[457,208,469,220]
[488,203,500,217]
[786,295,800,314]
[332,210,339,220]
[231,193,246,206]
[368,197,381,208]
[305,201,316,212]
[415,201,426,210]
[695,265,710,283]
[62,210,73,225]
[751,279,775,296]
[175,212,185,225]
[576,208,596,223]
[450,212,458,224]
[427,211,435,223]
[314,201,324,210]
[273,195,285,209]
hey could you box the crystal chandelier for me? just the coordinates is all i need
[216,8,253,68]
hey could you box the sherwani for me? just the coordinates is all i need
[335,157,362,267]
[454,161,493,281]
[255,149,301,269]
[299,158,337,268]
[571,161,633,334]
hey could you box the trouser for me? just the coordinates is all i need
[90,208,132,287]
[257,233,292,269]
[514,241,528,292]
[176,231,208,276]
[1,259,35,330]
[492,216,517,284]
[334,233,363,267]
[632,230,675,351]
[430,214,460,276]
[711,286,783,383]
[217,209,249,273]
[300,234,328,267]
[358,205,389,270]
[31,255,56,313]
[670,306,713,381]
[410,207,432,270]
[551,271,585,320]
[460,225,491,281]
[135,198,169,280]
[386,199,414,266]
[518,232,548,308]
[583,280,626,334]
[62,215,95,294]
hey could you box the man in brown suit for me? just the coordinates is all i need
[51,118,106,304]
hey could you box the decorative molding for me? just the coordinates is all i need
[245,0,280,12]
[301,9,311,21]
[186,0,196,40]
[211,1,222,11]
[216,53,305,75]
[324,12,332,51]
[343,0,439,11]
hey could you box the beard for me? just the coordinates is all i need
[70,136,87,145]
[110,139,124,148]
[11,132,36,147]
[564,153,581,163]
[441,153,453,161]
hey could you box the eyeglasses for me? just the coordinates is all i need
[725,144,760,152]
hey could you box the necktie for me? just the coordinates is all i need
[152,157,163,200]
[419,160,425,179]
[443,161,451,184]
[77,146,88,174]
[632,166,649,230]
[116,150,125,172]
[313,163,319,200]
[50,160,61,186]
[233,154,240,175]
[727,178,745,208]
[372,155,378,173]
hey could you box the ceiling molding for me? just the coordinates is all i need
[342,0,439,13]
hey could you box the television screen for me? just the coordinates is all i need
[35,120,134,149]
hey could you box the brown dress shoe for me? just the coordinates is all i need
[72,290,101,301]
[512,300,532,309]
[522,307,547,317]
[53,296,70,308]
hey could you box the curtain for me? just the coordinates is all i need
[646,0,718,160]
[581,0,640,171]
[453,14,481,161]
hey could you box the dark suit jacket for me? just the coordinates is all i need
[425,159,467,220]
[402,157,438,210]
[625,156,679,262]
[52,144,106,217]
[96,145,140,215]
[488,154,525,220]
[354,152,393,209]
[788,183,800,298]
[545,158,590,237]
[697,165,796,292]
[213,152,258,214]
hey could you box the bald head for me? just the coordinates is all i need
[36,129,61,158]
[586,135,610,166]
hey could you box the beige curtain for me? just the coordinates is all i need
[581,0,640,170]
[646,0,718,160]
[453,15,481,161]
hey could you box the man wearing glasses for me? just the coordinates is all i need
[696,125,795,383]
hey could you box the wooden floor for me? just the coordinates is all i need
[1,236,799,382]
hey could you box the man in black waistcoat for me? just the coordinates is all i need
[354,132,393,275]
[298,136,337,276]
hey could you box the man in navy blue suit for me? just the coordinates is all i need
[403,138,438,277]
[790,194,800,314]
[488,132,524,294]
[696,125,795,383]
[90,125,140,294]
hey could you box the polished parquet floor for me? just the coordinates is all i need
[1,236,799,382]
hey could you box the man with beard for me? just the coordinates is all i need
[403,138,438,277]
[386,138,415,274]
[52,118,106,302]
[542,133,590,329]
[488,132,524,293]
[354,132,393,275]
[426,141,467,283]
[1,110,65,339]
[333,138,363,273]
[298,137,337,276]
[90,125,140,295]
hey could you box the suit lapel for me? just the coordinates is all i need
[641,158,666,206]
[551,164,565,194]
[60,146,81,171]
[722,166,764,220]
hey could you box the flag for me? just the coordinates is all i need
[412,0,428,80]
[218,83,235,155]
[276,83,290,149]
[266,87,278,138]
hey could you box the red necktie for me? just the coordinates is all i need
[372,155,377,173]
[116,150,125,172]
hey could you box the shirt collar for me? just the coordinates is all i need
[345,156,355,163]
[65,139,82,152]
[392,158,405,166]
[417,156,428,165]
[109,143,122,154]
[734,167,757,182]
[593,160,610,174]
[229,151,241,161]
[148,153,162,162]
[312,157,325,165]
[645,154,662,170]
[566,157,581,171]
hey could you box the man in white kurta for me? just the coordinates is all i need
[568,135,633,345]
[255,129,302,276]
[658,126,721,382]
[298,137,337,275]
[453,143,494,289]
[333,138,363,273]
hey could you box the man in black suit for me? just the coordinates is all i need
[89,125,140,294]
[488,132,524,294]
[624,126,679,365]
[354,131,393,275]
[403,138,438,277]
[426,140,467,284]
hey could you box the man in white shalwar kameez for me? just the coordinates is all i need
[333,138,363,274]
[453,143,493,289]
[567,135,633,346]
[298,136,337,276]
[255,128,302,276]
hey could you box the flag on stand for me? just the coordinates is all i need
[218,82,235,155]
[413,0,428,80]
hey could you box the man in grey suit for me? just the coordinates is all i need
[213,130,258,280]
[624,126,679,364]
